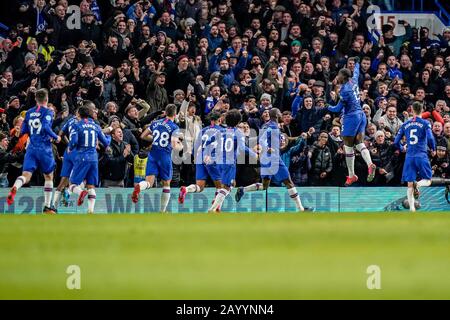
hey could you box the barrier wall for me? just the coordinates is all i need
[0,187,449,214]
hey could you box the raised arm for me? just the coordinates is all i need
[352,62,360,83]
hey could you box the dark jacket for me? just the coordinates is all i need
[0,147,22,174]
[146,73,169,113]
[309,142,333,175]
[102,139,134,182]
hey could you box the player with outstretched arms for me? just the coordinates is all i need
[178,112,223,209]
[394,102,435,212]
[235,108,313,212]
[7,89,61,214]
[68,104,111,214]
[328,57,376,186]
[209,109,258,212]
[132,104,183,212]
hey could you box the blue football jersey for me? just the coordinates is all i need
[221,127,255,165]
[61,115,78,149]
[394,116,436,157]
[149,118,179,153]
[61,115,78,138]
[69,118,111,160]
[259,120,283,163]
[21,106,58,148]
[195,124,223,164]
[328,63,362,115]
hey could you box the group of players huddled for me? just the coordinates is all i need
[6,60,450,213]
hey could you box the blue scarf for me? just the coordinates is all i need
[36,7,47,33]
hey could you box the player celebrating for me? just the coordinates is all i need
[394,102,436,212]
[132,104,183,212]
[7,89,61,214]
[51,109,80,211]
[68,104,111,214]
[209,109,258,212]
[328,57,376,186]
[178,112,223,206]
[235,108,312,212]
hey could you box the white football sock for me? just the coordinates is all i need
[44,181,53,207]
[209,189,229,211]
[344,145,355,177]
[417,179,431,188]
[87,189,96,213]
[69,184,83,196]
[139,181,151,190]
[407,187,416,212]
[52,190,61,208]
[13,176,26,190]
[186,184,201,193]
[244,183,263,192]
[160,187,171,212]
[288,187,304,211]
[355,143,373,166]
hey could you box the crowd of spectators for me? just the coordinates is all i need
[1,0,450,188]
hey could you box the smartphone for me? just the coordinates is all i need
[398,20,405,25]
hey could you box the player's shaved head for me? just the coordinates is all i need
[35,88,48,104]
[165,104,177,117]
[269,108,281,121]
[225,109,242,128]
[412,101,423,115]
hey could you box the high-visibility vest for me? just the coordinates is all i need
[134,154,148,179]
[38,44,55,62]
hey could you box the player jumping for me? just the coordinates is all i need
[68,104,111,214]
[7,89,61,214]
[328,57,376,186]
[394,102,435,212]
[178,112,223,208]
[132,104,183,212]
[235,108,312,212]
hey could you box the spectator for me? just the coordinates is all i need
[146,71,169,113]
[101,127,134,187]
[308,131,332,186]
[0,132,22,187]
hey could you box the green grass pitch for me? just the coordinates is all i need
[1,213,450,299]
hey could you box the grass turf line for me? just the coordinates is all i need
[0,213,450,299]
